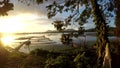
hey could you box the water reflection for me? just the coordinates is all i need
[0,32,118,53]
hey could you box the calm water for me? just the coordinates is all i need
[1,32,117,53]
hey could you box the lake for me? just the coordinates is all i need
[1,32,117,53]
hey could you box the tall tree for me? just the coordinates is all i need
[90,0,109,67]
[112,0,120,68]
[40,0,112,67]
[114,0,120,37]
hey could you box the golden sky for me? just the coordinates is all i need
[0,0,55,33]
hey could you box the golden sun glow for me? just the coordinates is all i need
[0,16,25,33]
[0,13,47,33]
[1,36,15,46]
[0,13,39,33]
[0,13,41,47]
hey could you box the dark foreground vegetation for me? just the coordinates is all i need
[0,41,119,68]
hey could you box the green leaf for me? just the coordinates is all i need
[36,0,43,4]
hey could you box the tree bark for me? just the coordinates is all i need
[90,0,109,67]
[113,0,120,68]
[115,0,120,37]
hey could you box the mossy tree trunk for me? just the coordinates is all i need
[90,0,109,67]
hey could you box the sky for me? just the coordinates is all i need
[0,0,55,33]
[0,0,115,33]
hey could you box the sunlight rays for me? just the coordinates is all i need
[0,13,41,33]
[0,13,42,47]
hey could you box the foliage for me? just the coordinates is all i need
[60,33,72,45]
[30,48,49,57]
[6,52,26,68]
[22,55,45,68]
[45,0,90,32]
[0,46,9,68]
[0,45,98,68]
[52,20,64,31]
[6,50,46,68]
[45,55,75,68]
[45,47,98,68]
[78,26,85,35]
[0,0,14,16]
[74,52,90,68]
[73,47,98,68]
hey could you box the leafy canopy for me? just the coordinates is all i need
[0,0,13,16]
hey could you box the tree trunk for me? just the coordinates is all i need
[90,0,109,67]
[113,0,120,68]
[115,0,120,37]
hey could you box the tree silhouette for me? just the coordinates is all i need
[112,0,120,68]
[52,20,64,31]
[0,0,13,16]
[0,0,116,67]
[114,0,120,37]
[41,0,113,67]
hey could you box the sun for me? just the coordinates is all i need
[1,36,14,46]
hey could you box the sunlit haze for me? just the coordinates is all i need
[0,0,55,33]
[0,13,54,33]
[1,36,14,46]
[0,14,24,33]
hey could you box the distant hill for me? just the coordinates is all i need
[85,27,116,32]
[45,29,77,33]
[45,27,116,34]
[85,28,95,32]
[64,29,77,32]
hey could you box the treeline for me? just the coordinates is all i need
[85,27,116,32]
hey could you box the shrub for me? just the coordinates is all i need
[30,49,49,57]
[45,55,75,68]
